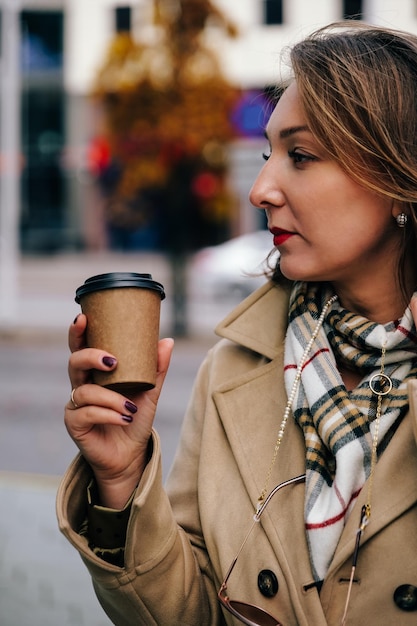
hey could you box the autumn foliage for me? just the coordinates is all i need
[91,0,240,250]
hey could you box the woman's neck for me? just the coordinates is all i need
[337,362,364,391]
[331,280,410,324]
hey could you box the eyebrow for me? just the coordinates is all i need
[280,125,310,139]
[264,125,310,140]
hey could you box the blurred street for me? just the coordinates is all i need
[0,251,231,626]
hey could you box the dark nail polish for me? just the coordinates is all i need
[121,414,133,423]
[124,400,138,414]
[102,356,117,367]
[73,314,80,325]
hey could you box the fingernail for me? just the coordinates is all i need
[73,314,80,325]
[124,400,138,414]
[121,414,133,423]
[102,356,117,367]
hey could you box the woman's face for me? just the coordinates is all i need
[250,82,403,290]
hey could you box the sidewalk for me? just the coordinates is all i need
[0,472,112,626]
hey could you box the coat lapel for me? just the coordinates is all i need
[213,280,297,504]
[213,281,316,592]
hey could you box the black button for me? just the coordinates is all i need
[257,570,278,598]
[394,585,417,611]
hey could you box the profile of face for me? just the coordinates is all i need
[250,82,403,291]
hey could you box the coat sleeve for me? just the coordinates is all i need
[56,349,226,626]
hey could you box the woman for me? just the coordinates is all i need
[57,22,417,625]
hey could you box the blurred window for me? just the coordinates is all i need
[19,10,66,252]
[20,11,63,72]
[115,6,131,32]
[263,0,283,25]
[343,0,363,19]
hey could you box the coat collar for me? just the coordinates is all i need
[214,280,291,359]
[212,280,299,512]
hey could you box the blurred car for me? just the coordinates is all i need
[190,230,278,301]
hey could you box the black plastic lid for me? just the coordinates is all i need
[75,272,165,303]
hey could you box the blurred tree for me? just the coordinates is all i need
[90,0,240,335]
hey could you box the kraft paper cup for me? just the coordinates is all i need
[75,272,165,393]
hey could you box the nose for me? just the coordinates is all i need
[249,158,285,211]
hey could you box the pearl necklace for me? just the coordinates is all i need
[257,294,338,510]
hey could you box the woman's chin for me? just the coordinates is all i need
[279,264,311,283]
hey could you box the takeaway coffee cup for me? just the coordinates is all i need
[75,272,165,393]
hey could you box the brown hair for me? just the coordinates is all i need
[273,22,417,296]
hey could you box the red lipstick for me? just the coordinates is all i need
[270,227,294,246]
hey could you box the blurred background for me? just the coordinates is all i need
[0,0,415,624]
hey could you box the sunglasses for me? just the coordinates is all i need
[217,475,306,626]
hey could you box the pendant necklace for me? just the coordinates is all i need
[256,294,338,511]
[341,342,392,625]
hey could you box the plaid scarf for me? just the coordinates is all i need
[284,281,417,582]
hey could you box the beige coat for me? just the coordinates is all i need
[57,281,417,626]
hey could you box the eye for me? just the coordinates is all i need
[288,149,316,165]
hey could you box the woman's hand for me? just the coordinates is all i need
[64,314,174,508]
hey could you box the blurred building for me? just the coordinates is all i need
[2,0,417,252]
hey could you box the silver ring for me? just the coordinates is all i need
[70,388,80,409]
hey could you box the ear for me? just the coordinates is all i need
[391,201,409,221]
